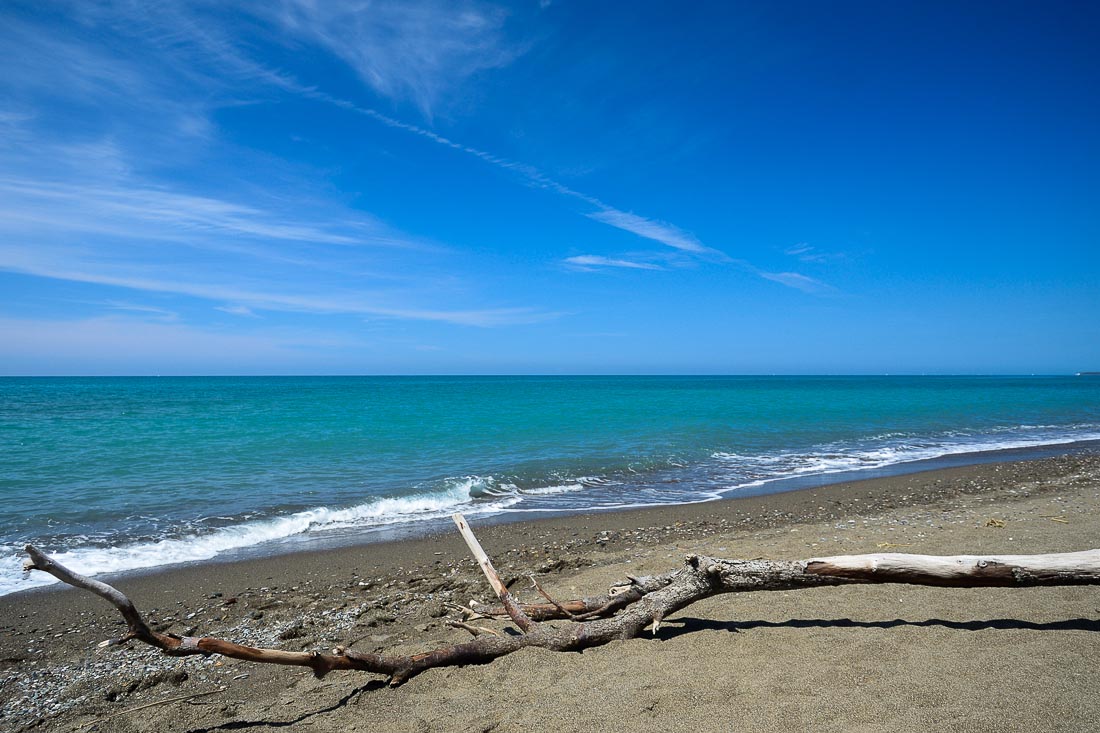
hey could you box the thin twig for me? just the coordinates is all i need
[529,575,576,619]
[447,620,501,637]
[443,601,493,620]
[570,599,622,621]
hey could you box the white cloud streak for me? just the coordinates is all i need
[585,210,710,254]
[0,249,555,327]
[216,304,259,317]
[0,177,377,248]
[758,271,837,295]
[563,255,663,271]
[316,93,839,293]
[288,88,741,260]
[785,242,837,264]
[101,301,179,321]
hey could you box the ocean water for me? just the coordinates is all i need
[2,375,1099,596]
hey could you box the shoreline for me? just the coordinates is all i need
[7,437,1100,602]
[4,450,1100,731]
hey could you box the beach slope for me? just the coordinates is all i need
[3,453,1100,732]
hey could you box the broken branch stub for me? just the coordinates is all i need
[21,516,1100,687]
[451,513,534,632]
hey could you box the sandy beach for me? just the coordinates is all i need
[5,2,1099,731]
[3,451,1100,732]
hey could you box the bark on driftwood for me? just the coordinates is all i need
[22,513,1100,686]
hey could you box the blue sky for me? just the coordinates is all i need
[1,0,1097,375]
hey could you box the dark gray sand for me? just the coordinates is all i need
[3,453,1100,732]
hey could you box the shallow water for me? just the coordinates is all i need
[3,375,1099,594]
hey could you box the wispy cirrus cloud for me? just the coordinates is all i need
[0,6,558,330]
[563,255,664,271]
[267,0,520,117]
[54,4,725,268]
[0,144,454,283]
[0,176,384,249]
[785,243,841,264]
[758,271,837,295]
[346,97,837,293]
[100,300,179,321]
[216,304,259,318]
[66,2,832,296]
[0,10,229,163]
[2,0,833,324]
[0,247,556,327]
[585,210,715,256]
[285,88,743,264]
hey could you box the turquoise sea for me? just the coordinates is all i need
[3,375,1099,596]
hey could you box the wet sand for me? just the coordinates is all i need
[3,451,1100,732]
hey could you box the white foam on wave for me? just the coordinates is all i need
[0,480,521,597]
[7,425,1096,597]
[521,483,584,495]
[457,474,588,497]
[503,426,1100,515]
[713,425,1100,494]
[0,472,602,596]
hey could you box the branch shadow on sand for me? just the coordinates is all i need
[653,616,1100,640]
[160,617,1100,732]
[184,681,386,733]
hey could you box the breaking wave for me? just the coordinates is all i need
[0,475,592,596]
[4,423,1098,597]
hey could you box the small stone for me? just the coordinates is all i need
[277,620,306,640]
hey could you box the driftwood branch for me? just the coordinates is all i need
[23,516,1100,687]
[451,513,534,632]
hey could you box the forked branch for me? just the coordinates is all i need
[23,517,1100,686]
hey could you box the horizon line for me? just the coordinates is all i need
[0,373,1085,379]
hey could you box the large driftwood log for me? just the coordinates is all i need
[22,513,1100,686]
